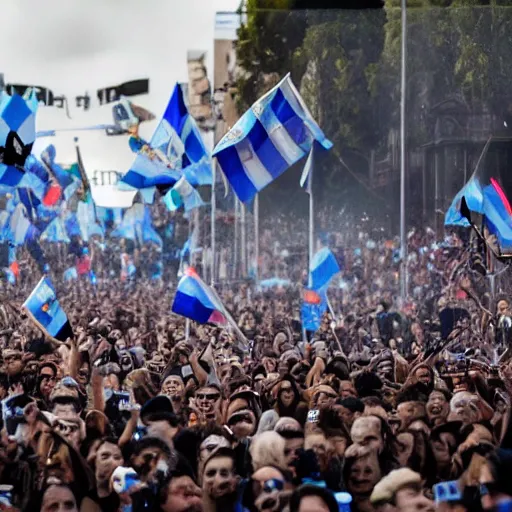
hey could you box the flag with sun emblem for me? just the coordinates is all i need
[23,276,73,342]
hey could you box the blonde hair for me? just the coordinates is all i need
[249,431,287,472]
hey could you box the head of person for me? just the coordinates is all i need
[426,389,451,427]
[201,447,238,505]
[429,422,461,478]
[141,395,180,445]
[130,436,173,483]
[289,484,339,512]
[38,362,58,400]
[194,385,222,420]
[94,438,124,491]
[344,445,383,498]
[351,415,386,454]
[3,349,24,377]
[370,468,434,512]
[52,417,86,451]
[40,484,79,512]
[310,385,338,410]
[250,431,287,473]
[275,378,299,412]
[449,392,484,425]
[158,456,203,512]
[480,448,512,511]
[334,396,365,428]
[161,375,185,400]
[317,406,352,458]
[276,427,305,475]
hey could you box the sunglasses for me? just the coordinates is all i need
[196,393,220,401]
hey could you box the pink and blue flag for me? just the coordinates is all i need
[172,268,227,325]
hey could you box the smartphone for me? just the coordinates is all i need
[307,409,320,423]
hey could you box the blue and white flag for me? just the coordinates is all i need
[77,200,104,241]
[23,276,73,342]
[162,176,205,212]
[0,90,39,187]
[309,247,340,290]
[111,204,162,247]
[301,289,327,333]
[212,74,332,203]
[119,83,211,191]
[1,204,37,246]
[40,217,70,243]
[63,267,78,281]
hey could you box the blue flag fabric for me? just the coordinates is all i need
[309,247,340,290]
[212,74,332,203]
[162,176,205,212]
[445,177,483,227]
[0,90,39,187]
[172,268,228,325]
[23,276,73,342]
[119,83,211,191]
[40,217,70,243]
[301,288,328,333]
[77,201,104,241]
[111,204,162,247]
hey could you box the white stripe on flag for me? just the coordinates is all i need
[254,104,305,165]
[236,138,274,192]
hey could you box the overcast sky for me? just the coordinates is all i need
[0,0,240,203]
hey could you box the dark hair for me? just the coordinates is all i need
[336,396,365,413]
[486,448,512,495]
[131,436,172,458]
[202,446,236,474]
[289,484,338,512]
[144,412,180,428]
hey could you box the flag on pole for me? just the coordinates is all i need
[309,247,340,290]
[445,176,483,227]
[301,288,327,333]
[212,73,332,203]
[40,217,70,243]
[119,83,211,191]
[23,276,73,343]
[300,141,318,194]
[172,267,228,325]
[162,176,205,212]
[0,89,39,187]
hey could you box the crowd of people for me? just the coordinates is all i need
[0,209,512,512]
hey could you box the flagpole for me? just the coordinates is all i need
[241,201,247,278]
[400,0,408,301]
[234,196,239,280]
[254,194,259,284]
[309,172,314,279]
[210,159,216,287]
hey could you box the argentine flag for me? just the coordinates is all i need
[212,73,332,203]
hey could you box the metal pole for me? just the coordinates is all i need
[309,178,314,286]
[254,194,260,283]
[241,201,247,278]
[210,160,216,286]
[400,0,408,301]
[234,196,239,280]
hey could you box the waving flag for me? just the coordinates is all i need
[301,288,327,333]
[449,136,512,253]
[162,176,205,212]
[309,247,340,290]
[445,176,483,227]
[172,267,227,325]
[77,200,104,241]
[40,217,70,243]
[23,276,73,343]
[0,90,39,187]
[212,74,332,203]
[119,83,211,191]
[111,204,162,247]
[300,141,318,194]
[1,203,37,246]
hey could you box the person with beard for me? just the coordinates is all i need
[273,376,308,426]
[200,447,239,512]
